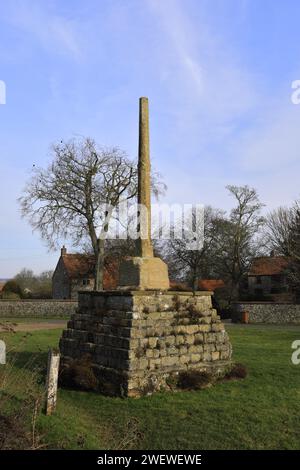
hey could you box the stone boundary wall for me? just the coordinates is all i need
[0,300,77,318]
[232,302,300,324]
[60,290,232,397]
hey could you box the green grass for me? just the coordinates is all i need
[1,324,300,450]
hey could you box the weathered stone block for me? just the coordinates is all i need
[212,351,220,361]
[191,353,201,363]
[179,355,189,364]
[203,352,212,361]
[153,349,160,359]
[119,257,169,290]
[167,346,177,355]
[165,335,175,346]
[160,356,177,367]
[189,344,203,354]
[185,335,195,345]
[148,337,157,348]
[146,349,153,358]
[175,335,185,345]
[194,333,204,343]
[197,325,211,332]
[211,324,224,332]
[179,345,188,355]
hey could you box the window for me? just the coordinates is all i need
[82,279,91,286]
[256,276,262,284]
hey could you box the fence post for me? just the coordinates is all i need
[242,311,249,324]
[45,348,60,416]
[0,339,5,364]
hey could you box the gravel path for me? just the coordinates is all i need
[0,320,67,332]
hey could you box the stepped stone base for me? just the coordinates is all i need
[59,290,232,397]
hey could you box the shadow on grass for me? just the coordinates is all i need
[7,349,47,366]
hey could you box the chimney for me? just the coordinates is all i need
[61,245,67,256]
[270,250,275,257]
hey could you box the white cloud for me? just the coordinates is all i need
[145,0,300,212]
[147,0,204,96]
[218,81,300,209]
[3,1,82,61]
[147,0,259,150]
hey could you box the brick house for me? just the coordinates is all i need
[198,279,225,291]
[169,279,225,292]
[248,255,291,297]
[52,247,117,299]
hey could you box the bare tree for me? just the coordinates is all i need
[266,201,300,299]
[158,186,264,301]
[265,206,294,256]
[19,138,138,290]
[289,202,300,262]
[159,206,225,289]
[14,268,53,298]
[19,137,166,291]
[218,185,265,301]
[14,268,36,290]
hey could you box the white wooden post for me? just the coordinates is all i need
[45,349,60,416]
[0,340,6,365]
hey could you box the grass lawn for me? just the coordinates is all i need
[1,324,300,450]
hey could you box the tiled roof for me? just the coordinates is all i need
[169,280,190,290]
[62,254,95,279]
[249,256,291,276]
[198,279,225,291]
[61,254,118,289]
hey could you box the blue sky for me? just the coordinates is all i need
[1,0,300,277]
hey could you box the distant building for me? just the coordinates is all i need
[169,280,189,290]
[52,246,117,299]
[248,256,291,297]
[169,279,225,292]
[198,279,225,291]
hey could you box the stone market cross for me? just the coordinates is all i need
[59,97,232,398]
[119,97,169,290]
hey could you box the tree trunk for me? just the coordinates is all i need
[93,208,112,291]
[192,266,198,292]
[94,238,105,291]
[228,279,239,304]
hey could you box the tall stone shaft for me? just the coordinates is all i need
[136,97,153,257]
[118,97,169,290]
